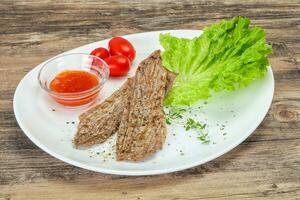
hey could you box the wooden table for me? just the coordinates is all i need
[1,0,299,199]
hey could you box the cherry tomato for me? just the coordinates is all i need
[104,55,131,76]
[108,37,136,61]
[90,47,110,59]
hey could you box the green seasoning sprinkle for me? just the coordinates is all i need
[169,110,183,119]
[164,107,211,144]
[166,117,172,125]
[164,107,187,124]
[184,118,206,131]
[198,132,210,144]
[183,118,210,144]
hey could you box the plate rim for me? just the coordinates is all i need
[13,30,275,176]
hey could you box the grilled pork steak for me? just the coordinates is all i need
[116,50,170,161]
[74,50,175,161]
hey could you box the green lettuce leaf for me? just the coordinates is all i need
[160,16,272,106]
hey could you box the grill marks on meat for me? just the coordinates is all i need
[73,79,132,146]
[116,50,169,161]
[74,50,175,161]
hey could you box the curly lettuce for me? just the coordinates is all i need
[160,16,272,106]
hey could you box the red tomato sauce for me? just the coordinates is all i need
[50,70,99,93]
[50,70,100,106]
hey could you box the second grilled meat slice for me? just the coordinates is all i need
[117,50,169,161]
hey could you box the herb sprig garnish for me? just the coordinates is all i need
[164,107,186,125]
[197,132,210,144]
[164,107,211,144]
[184,118,210,144]
[184,118,206,131]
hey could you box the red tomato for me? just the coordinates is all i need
[90,47,110,59]
[104,55,131,76]
[108,37,136,61]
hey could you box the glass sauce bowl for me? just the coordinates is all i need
[38,53,109,108]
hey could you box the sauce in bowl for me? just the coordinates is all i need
[50,70,99,93]
[38,53,109,108]
[49,70,100,107]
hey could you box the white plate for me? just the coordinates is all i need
[13,30,274,176]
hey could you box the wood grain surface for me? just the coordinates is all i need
[0,0,300,199]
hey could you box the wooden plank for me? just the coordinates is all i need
[0,140,299,199]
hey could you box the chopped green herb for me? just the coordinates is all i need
[184,118,206,131]
[170,111,183,119]
[164,107,187,124]
[198,132,210,144]
[164,107,212,144]
[166,117,172,125]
